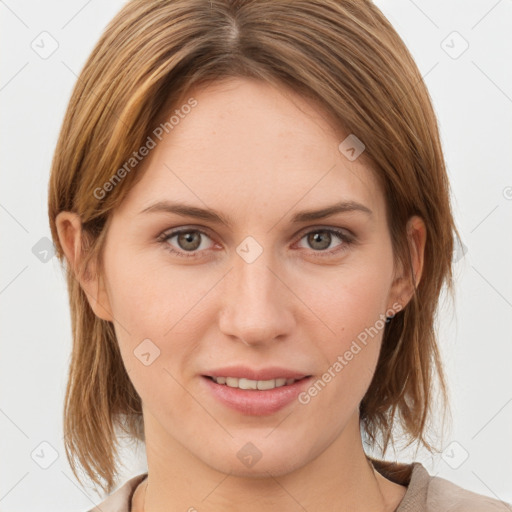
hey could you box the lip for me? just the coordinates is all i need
[201,374,313,416]
[204,365,310,381]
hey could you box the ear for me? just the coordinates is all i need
[55,211,114,322]
[387,215,426,311]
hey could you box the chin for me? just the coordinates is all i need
[192,435,311,478]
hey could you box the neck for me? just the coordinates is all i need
[132,411,404,512]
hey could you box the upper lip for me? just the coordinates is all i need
[204,366,311,381]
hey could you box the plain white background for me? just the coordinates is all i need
[1,1,511,510]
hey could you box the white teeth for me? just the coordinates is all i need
[226,377,238,387]
[211,376,300,390]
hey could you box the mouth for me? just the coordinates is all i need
[201,374,314,415]
[203,375,311,390]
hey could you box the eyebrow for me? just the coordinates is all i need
[139,200,373,226]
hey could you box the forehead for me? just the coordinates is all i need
[117,77,385,223]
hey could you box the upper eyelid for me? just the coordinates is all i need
[159,224,351,236]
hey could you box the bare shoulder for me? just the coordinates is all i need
[427,474,511,511]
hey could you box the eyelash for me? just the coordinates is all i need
[156,226,355,259]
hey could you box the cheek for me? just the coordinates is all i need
[104,246,209,334]
[304,259,391,339]
[299,261,391,405]
[102,250,216,385]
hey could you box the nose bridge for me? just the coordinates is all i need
[218,247,293,345]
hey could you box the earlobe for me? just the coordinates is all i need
[55,211,114,322]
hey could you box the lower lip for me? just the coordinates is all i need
[201,375,312,416]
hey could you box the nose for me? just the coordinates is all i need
[218,253,295,347]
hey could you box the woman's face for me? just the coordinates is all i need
[84,77,419,476]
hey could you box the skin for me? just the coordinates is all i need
[56,77,426,512]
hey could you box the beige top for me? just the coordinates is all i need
[88,459,511,511]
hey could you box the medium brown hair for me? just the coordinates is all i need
[48,0,461,493]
